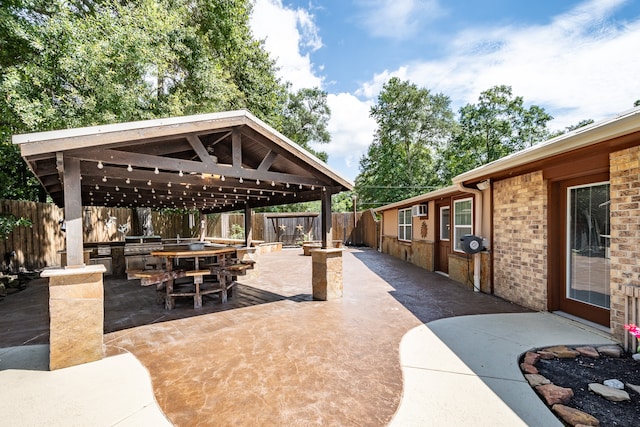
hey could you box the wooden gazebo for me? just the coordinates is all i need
[15,110,352,265]
[13,110,353,370]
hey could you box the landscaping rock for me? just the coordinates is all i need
[603,379,624,389]
[575,346,599,358]
[632,353,640,362]
[520,362,538,374]
[525,374,550,387]
[588,383,630,401]
[626,383,640,395]
[543,345,579,358]
[524,351,540,365]
[536,383,574,405]
[537,350,556,359]
[596,345,622,358]
[551,404,600,426]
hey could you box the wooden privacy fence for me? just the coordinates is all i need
[1,199,379,271]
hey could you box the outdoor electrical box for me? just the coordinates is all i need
[461,235,483,254]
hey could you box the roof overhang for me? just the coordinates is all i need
[452,106,640,186]
[14,110,353,213]
[374,185,459,213]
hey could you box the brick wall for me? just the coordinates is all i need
[493,171,548,310]
[609,146,640,344]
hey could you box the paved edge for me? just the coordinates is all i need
[389,312,618,427]
[0,345,172,427]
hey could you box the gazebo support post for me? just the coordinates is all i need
[41,155,105,370]
[244,203,253,247]
[312,189,343,300]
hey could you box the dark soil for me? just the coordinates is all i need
[535,354,640,427]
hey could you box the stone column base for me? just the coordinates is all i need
[41,265,106,370]
[311,248,343,300]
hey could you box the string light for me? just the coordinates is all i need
[186,184,190,189]
[203,185,207,190]
[127,164,132,172]
[178,170,184,177]
[97,161,104,169]
[95,184,99,190]
[239,177,243,183]
[154,167,159,174]
[233,188,237,193]
[167,182,172,187]
[134,187,138,192]
[286,183,290,188]
[147,180,152,186]
[299,184,302,189]
[311,185,315,190]
[256,179,260,185]
[102,176,107,182]
[221,175,225,181]
[126,178,131,184]
[271,181,275,186]
[151,188,155,193]
[115,186,119,191]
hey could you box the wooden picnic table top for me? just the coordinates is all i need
[151,247,237,258]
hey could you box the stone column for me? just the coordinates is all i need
[41,265,106,370]
[311,248,343,300]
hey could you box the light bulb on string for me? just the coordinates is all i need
[286,183,290,188]
[239,177,243,183]
[154,167,159,174]
[221,176,225,181]
[127,165,132,172]
[97,161,104,169]
[126,178,130,184]
[102,176,107,182]
[271,181,275,186]
[256,179,260,185]
[147,180,152,186]
[115,186,119,191]
[178,170,184,177]
[167,182,172,187]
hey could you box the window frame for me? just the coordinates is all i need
[439,206,450,241]
[398,208,413,242]
[453,197,473,253]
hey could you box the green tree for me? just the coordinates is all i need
[438,85,552,182]
[355,77,455,208]
[280,87,330,161]
[0,0,318,201]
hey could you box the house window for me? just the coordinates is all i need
[453,198,473,252]
[398,208,412,241]
[440,206,450,241]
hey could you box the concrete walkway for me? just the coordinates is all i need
[390,312,616,426]
[0,345,170,426]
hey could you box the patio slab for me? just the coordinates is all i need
[1,247,538,425]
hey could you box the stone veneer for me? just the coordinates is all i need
[493,171,548,311]
[380,236,434,271]
[609,146,640,344]
[311,248,343,300]
[41,264,106,370]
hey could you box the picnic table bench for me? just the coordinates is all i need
[129,246,256,309]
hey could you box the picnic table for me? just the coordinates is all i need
[148,247,238,309]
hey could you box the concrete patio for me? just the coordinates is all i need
[0,247,616,425]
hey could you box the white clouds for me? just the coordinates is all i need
[360,0,640,129]
[251,0,640,181]
[250,0,323,90]
[356,0,445,40]
[311,93,376,175]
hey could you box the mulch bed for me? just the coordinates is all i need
[528,348,640,427]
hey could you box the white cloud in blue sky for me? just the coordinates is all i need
[251,0,640,182]
[355,0,446,40]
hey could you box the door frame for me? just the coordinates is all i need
[548,172,610,326]
[435,200,451,274]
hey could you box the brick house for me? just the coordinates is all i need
[375,106,640,345]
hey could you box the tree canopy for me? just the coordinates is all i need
[355,77,455,208]
[355,83,556,208]
[437,85,553,183]
[0,0,331,201]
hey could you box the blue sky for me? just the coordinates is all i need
[250,0,640,182]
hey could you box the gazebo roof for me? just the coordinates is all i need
[14,110,353,213]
